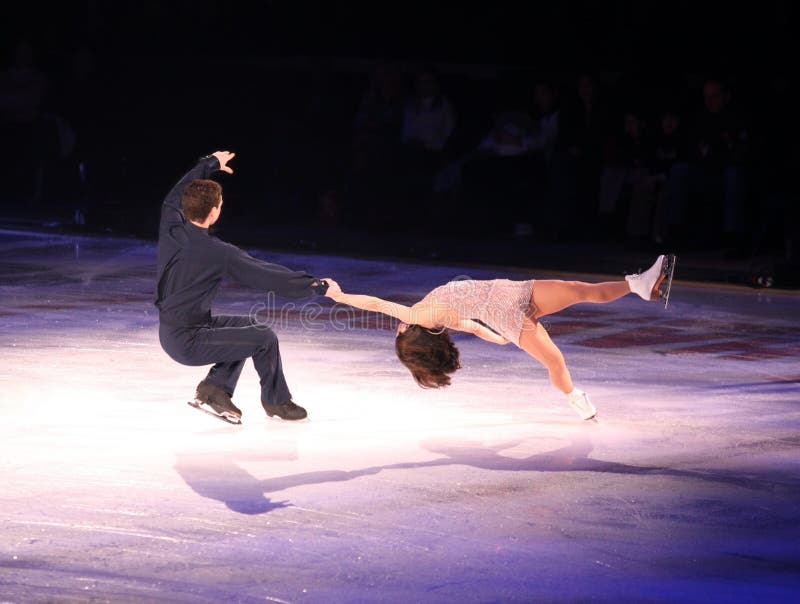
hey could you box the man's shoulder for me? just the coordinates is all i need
[207,234,237,250]
[207,236,249,260]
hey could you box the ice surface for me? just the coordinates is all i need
[1,228,799,603]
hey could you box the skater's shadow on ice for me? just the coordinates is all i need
[175,452,384,514]
[174,436,794,516]
[174,449,300,515]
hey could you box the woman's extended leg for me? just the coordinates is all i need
[530,279,632,318]
[529,256,667,317]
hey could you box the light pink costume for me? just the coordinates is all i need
[422,279,536,346]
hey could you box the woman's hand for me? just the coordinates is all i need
[322,278,342,300]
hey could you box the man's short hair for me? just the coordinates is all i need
[182,179,221,222]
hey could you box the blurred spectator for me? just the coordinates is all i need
[51,43,103,222]
[597,107,658,247]
[0,40,66,208]
[651,104,692,246]
[687,77,753,251]
[295,58,350,226]
[750,76,799,264]
[353,61,408,141]
[455,108,539,235]
[527,80,562,157]
[401,64,456,153]
[398,63,456,215]
[559,73,613,234]
[437,78,570,238]
[315,189,341,228]
[347,60,408,228]
[526,78,577,241]
[0,40,47,124]
[475,110,536,156]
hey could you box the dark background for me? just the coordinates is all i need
[2,1,799,282]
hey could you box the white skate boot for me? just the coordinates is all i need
[626,255,667,302]
[566,389,597,421]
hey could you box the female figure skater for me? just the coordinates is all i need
[324,255,674,420]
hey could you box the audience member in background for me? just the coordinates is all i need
[348,61,408,229]
[401,64,456,154]
[749,76,799,269]
[441,78,570,239]
[651,104,692,246]
[688,77,752,253]
[525,78,577,242]
[597,108,658,248]
[50,42,103,224]
[398,63,456,217]
[456,108,538,236]
[0,40,61,208]
[559,73,612,237]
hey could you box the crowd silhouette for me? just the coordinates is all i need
[1,38,798,271]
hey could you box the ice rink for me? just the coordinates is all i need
[2,228,799,603]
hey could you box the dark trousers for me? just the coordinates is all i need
[159,315,291,406]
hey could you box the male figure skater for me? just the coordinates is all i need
[155,151,329,424]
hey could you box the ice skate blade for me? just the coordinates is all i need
[265,414,310,423]
[661,253,677,310]
[568,399,597,421]
[187,400,242,425]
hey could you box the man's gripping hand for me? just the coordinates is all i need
[311,278,331,296]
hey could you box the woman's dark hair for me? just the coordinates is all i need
[395,325,461,388]
[182,179,221,222]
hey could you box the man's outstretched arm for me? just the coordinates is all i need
[225,244,329,299]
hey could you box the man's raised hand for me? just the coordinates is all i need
[212,150,236,174]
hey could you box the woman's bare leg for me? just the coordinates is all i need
[518,318,573,393]
[530,279,633,318]
[519,316,598,419]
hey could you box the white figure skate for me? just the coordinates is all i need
[626,254,677,309]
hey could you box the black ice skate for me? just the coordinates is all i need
[188,381,243,425]
[263,400,308,421]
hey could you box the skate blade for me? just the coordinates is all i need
[187,401,242,425]
[568,401,597,422]
[265,413,310,423]
[661,254,677,310]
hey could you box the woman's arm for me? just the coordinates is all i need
[336,293,416,324]
[454,319,510,345]
[325,280,417,325]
